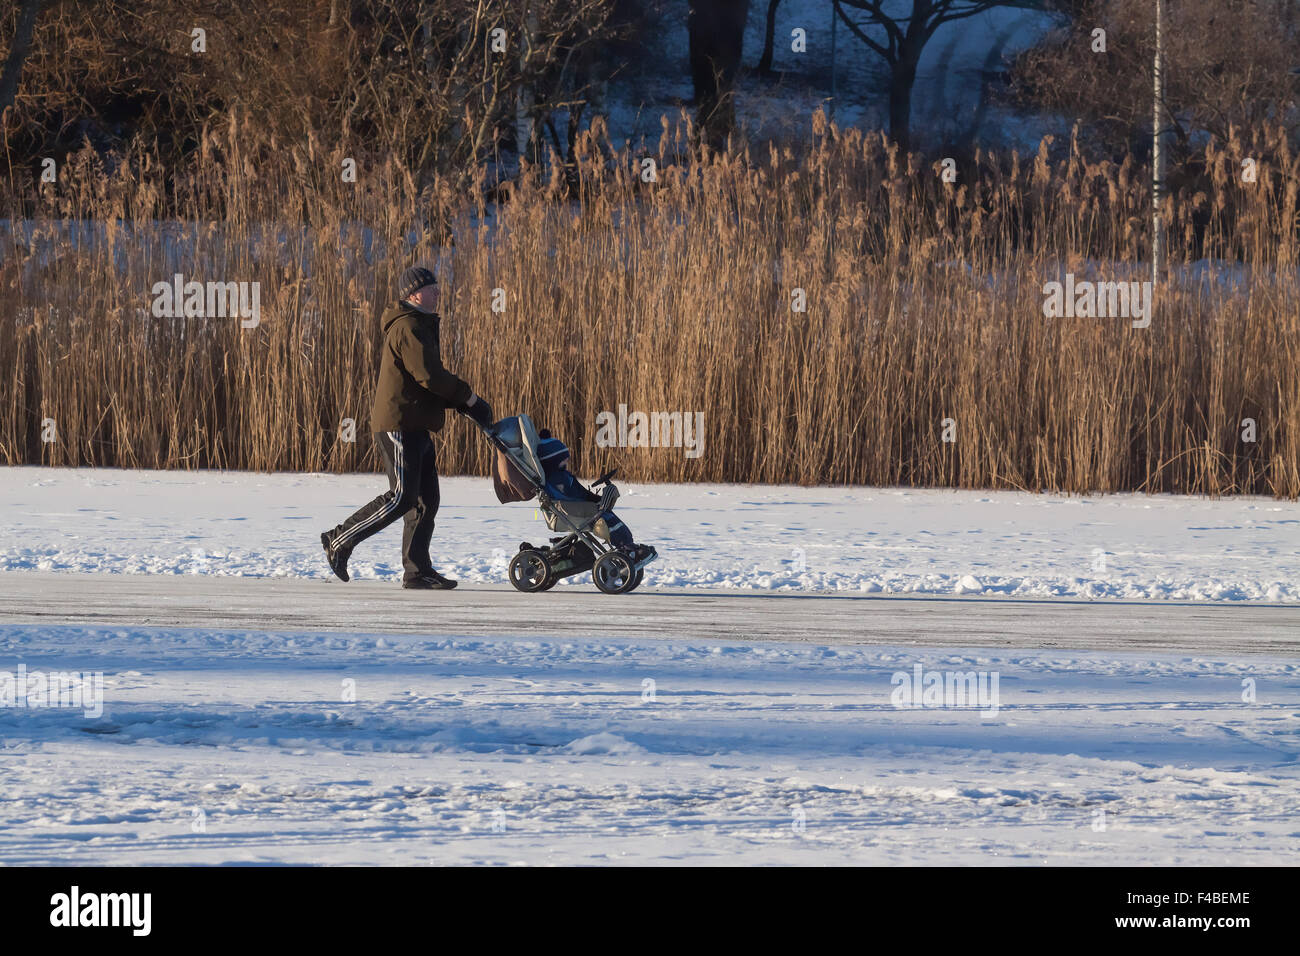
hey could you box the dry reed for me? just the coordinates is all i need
[1,112,1297,495]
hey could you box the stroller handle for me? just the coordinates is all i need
[473,418,503,445]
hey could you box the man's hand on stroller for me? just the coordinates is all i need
[457,392,495,428]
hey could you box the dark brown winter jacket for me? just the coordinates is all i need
[369,302,473,433]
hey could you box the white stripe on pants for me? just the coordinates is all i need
[331,431,407,549]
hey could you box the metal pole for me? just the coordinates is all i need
[830,0,838,120]
[516,3,537,167]
[1152,0,1167,286]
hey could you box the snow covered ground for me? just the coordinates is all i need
[1,467,1297,603]
[2,624,1296,865]
[2,467,1296,865]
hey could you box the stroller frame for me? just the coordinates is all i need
[477,415,656,594]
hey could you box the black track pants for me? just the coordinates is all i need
[326,431,441,581]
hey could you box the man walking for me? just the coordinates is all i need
[321,265,493,589]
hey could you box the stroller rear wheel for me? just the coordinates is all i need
[509,549,552,593]
[592,550,638,595]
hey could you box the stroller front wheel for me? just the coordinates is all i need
[592,550,637,595]
[509,549,553,593]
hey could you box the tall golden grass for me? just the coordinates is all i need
[2,111,1297,495]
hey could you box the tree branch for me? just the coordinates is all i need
[0,0,43,119]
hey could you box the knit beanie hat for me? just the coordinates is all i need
[398,266,437,300]
[536,429,570,472]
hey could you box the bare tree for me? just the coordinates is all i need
[3,0,621,190]
[0,0,43,120]
[688,0,751,147]
[757,0,782,75]
[833,0,1042,151]
[1011,0,1300,154]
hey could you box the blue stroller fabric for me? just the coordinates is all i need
[538,433,634,548]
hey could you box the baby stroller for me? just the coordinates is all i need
[477,415,657,594]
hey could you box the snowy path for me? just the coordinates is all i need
[2,619,1296,865]
[1,572,1299,655]
[2,572,1298,864]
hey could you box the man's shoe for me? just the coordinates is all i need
[403,571,458,590]
[321,532,351,583]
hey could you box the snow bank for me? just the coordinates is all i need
[1,467,1296,603]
